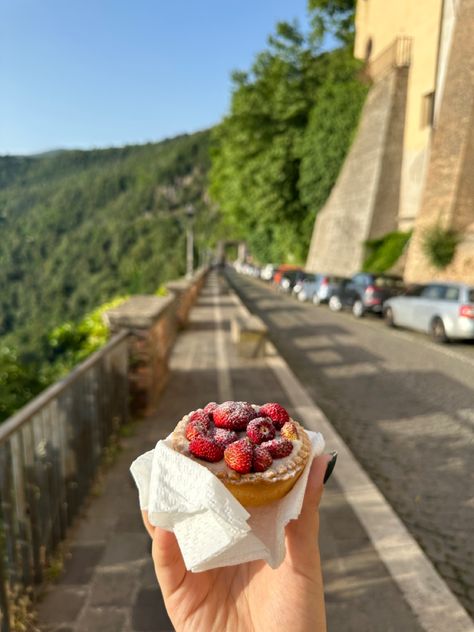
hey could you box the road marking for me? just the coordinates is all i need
[211,274,233,402]
[266,344,473,632]
[228,274,473,632]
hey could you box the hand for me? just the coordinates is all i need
[142,454,331,632]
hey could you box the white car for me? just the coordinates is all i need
[384,282,474,342]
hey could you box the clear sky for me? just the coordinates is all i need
[0,0,314,155]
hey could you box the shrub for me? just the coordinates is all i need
[363,231,412,273]
[422,225,460,269]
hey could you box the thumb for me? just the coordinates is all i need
[286,453,332,546]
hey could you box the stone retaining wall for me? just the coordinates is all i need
[104,267,208,416]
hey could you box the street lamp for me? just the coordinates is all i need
[186,204,195,279]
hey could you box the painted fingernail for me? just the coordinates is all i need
[324,451,338,484]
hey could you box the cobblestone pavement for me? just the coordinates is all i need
[36,272,426,631]
[228,270,474,619]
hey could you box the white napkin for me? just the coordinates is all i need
[130,431,325,572]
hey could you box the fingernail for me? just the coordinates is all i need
[324,451,338,484]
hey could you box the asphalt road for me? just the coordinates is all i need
[228,270,474,619]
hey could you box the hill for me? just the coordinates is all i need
[0,131,213,360]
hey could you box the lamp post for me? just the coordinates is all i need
[186,204,195,279]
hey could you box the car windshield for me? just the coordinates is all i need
[405,284,426,297]
[374,276,405,289]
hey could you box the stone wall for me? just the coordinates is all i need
[104,267,209,416]
[404,0,474,284]
[306,66,408,275]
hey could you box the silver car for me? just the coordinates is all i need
[384,282,474,342]
[296,274,348,304]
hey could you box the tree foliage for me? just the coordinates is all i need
[210,4,366,263]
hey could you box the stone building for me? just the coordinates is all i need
[306,0,474,284]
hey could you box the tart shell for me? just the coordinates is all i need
[172,416,311,507]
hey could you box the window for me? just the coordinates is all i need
[421,91,435,128]
[374,276,405,289]
[445,287,460,301]
[468,289,474,303]
[421,285,445,300]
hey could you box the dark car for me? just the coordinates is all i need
[329,273,405,317]
[279,269,306,292]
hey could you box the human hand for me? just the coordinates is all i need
[142,453,333,632]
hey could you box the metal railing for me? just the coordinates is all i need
[367,36,412,81]
[0,331,129,630]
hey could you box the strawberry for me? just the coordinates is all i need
[185,410,211,441]
[246,417,276,444]
[252,445,273,472]
[204,402,218,418]
[280,421,298,441]
[259,403,290,429]
[189,436,224,462]
[185,420,209,441]
[213,401,257,431]
[261,438,293,459]
[224,438,253,473]
[189,409,211,425]
[213,428,238,449]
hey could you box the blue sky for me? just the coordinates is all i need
[0,0,314,155]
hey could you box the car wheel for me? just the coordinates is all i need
[312,294,321,306]
[384,306,396,327]
[298,292,306,302]
[431,317,448,343]
[352,299,365,318]
[329,296,342,312]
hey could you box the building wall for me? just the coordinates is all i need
[354,0,443,229]
[306,68,407,275]
[404,0,474,284]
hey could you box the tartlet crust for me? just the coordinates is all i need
[171,415,311,507]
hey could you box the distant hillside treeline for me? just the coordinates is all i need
[0,131,213,359]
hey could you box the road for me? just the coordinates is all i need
[228,269,474,619]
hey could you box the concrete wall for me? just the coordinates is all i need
[354,0,443,229]
[306,68,407,275]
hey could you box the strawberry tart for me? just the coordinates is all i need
[171,401,311,507]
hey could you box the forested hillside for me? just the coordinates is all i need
[0,131,212,358]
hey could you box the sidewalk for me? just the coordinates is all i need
[38,272,428,631]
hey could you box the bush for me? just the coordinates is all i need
[363,231,411,273]
[422,225,460,269]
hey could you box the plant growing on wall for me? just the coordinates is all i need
[422,225,460,269]
[362,230,411,273]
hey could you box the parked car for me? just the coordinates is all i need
[279,269,306,292]
[296,274,349,304]
[329,273,405,317]
[260,264,278,281]
[384,282,474,342]
[273,265,301,286]
[292,273,318,298]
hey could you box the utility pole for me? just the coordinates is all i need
[186,204,195,279]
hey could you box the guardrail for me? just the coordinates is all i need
[0,331,129,631]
